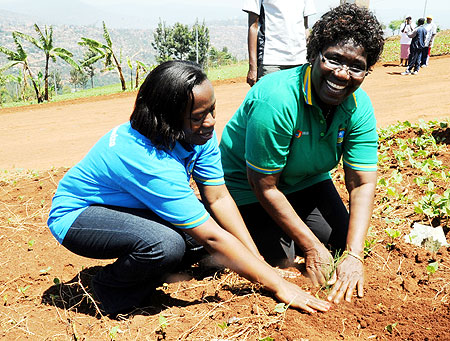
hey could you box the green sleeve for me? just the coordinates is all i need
[245,99,295,174]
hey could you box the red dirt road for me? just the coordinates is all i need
[0,56,449,171]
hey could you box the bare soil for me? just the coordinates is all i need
[0,57,449,340]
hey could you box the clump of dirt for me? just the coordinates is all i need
[0,121,450,340]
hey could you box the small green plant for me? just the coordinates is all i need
[156,314,168,339]
[39,266,52,274]
[27,239,35,251]
[364,238,377,256]
[385,322,398,334]
[273,302,288,313]
[426,261,439,281]
[217,321,228,331]
[3,294,7,306]
[109,326,119,340]
[53,277,61,285]
[259,337,275,341]
[18,285,30,296]
[384,228,401,250]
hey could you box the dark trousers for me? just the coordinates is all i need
[238,179,349,266]
[421,46,430,66]
[62,205,205,314]
[407,48,423,72]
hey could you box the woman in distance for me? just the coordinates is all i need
[220,4,384,304]
[47,60,331,315]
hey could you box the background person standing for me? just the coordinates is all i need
[402,18,427,75]
[421,15,437,67]
[243,0,316,86]
[399,16,414,67]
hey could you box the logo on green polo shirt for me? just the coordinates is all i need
[337,128,346,144]
[295,130,310,138]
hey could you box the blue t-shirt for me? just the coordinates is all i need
[48,122,225,243]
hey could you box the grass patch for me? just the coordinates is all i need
[206,60,247,81]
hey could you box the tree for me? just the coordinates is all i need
[69,68,89,89]
[0,32,42,102]
[152,20,210,66]
[188,20,210,66]
[388,19,404,35]
[152,20,173,63]
[15,24,79,101]
[79,21,127,91]
[135,60,150,88]
[81,49,98,88]
[49,70,63,95]
[171,23,191,60]
[208,46,236,68]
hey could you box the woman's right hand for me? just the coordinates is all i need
[274,279,331,313]
[304,243,336,287]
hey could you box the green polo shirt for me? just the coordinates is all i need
[220,64,378,205]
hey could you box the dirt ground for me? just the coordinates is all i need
[0,57,449,340]
[0,56,449,171]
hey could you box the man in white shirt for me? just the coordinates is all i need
[421,15,437,67]
[243,0,316,86]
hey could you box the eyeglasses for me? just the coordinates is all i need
[319,51,368,79]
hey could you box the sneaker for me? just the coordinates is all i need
[401,70,411,75]
[411,71,418,75]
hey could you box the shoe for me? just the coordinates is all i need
[411,71,418,75]
[401,70,411,75]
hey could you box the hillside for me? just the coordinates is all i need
[0,12,247,87]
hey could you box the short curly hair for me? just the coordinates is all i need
[307,4,384,69]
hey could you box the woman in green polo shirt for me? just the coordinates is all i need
[220,4,384,305]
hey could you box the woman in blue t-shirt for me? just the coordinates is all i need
[47,60,331,315]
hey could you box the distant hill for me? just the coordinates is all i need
[0,10,247,88]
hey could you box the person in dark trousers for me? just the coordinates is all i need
[47,60,331,316]
[402,18,427,75]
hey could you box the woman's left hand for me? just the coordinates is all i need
[326,255,364,304]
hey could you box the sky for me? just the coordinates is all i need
[0,0,449,29]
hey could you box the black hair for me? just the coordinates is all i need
[307,4,385,69]
[130,60,207,150]
[417,18,425,26]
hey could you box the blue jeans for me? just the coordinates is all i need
[238,179,349,265]
[62,205,205,314]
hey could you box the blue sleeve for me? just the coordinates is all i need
[192,131,225,186]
